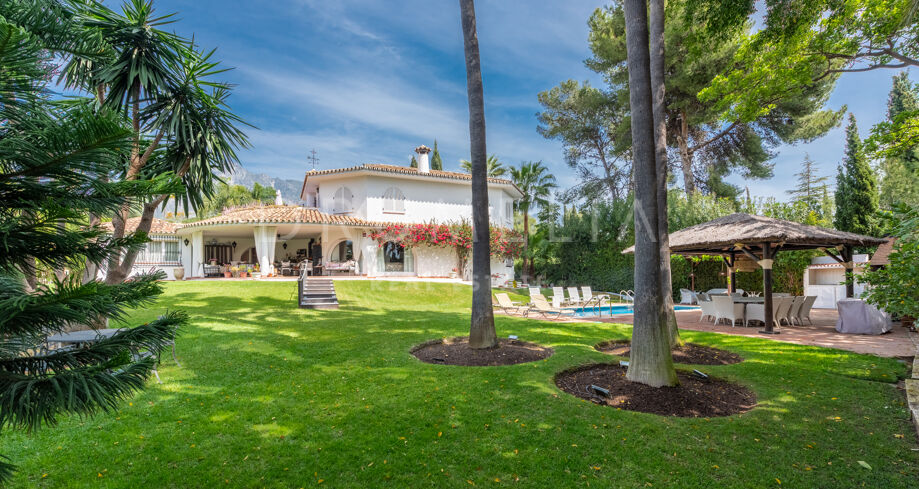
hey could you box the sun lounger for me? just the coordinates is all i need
[530,295,575,320]
[494,293,528,316]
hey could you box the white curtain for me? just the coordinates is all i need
[252,226,277,276]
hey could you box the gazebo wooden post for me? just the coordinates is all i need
[842,244,854,298]
[760,241,777,334]
[729,250,737,294]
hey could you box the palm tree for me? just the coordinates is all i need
[622,0,677,387]
[649,0,681,347]
[63,0,249,284]
[509,161,557,282]
[460,154,507,177]
[459,0,496,349]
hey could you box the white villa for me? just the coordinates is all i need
[105,146,522,283]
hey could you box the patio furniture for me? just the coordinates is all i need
[796,296,817,325]
[203,264,221,277]
[746,299,783,328]
[707,288,729,295]
[836,299,892,335]
[711,295,744,326]
[281,261,293,276]
[775,297,794,325]
[698,296,716,322]
[528,287,541,297]
[566,287,582,305]
[46,328,179,383]
[530,296,575,320]
[494,293,528,316]
[551,287,566,305]
[326,260,356,275]
[679,288,696,304]
[787,296,805,325]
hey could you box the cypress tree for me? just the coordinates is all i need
[431,139,444,170]
[834,114,879,235]
[410,155,418,168]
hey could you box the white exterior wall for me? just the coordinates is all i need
[804,254,870,308]
[314,175,516,227]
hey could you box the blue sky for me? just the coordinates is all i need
[155,0,915,201]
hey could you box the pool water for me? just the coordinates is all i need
[573,304,698,318]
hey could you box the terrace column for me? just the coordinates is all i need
[191,231,204,278]
[253,226,278,277]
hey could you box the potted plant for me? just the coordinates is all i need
[251,263,262,279]
[239,266,248,278]
[449,267,458,279]
[230,265,240,278]
[223,265,232,278]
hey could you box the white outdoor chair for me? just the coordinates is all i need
[679,288,695,304]
[746,299,783,328]
[797,296,817,325]
[528,287,540,298]
[711,295,744,327]
[551,287,566,305]
[698,296,716,322]
[775,297,794,325]
[787,296,805,325]
[581,286,593,302]
[567,287,582,306]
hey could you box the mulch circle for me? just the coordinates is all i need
[555,363,756,417]
[411,337,553,366]
[595,340,743,365]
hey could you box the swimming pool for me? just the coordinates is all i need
[572,304,699,318]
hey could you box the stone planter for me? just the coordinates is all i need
[173,267,185,280]
[223,271,232,278]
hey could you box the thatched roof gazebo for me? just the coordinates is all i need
[625,213,885,334]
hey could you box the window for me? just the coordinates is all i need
[378,241,412,273]
[137,241,161,263]
[330,240,353,262]
[382,187,405,213]
[164,241,180,262]
[332,186,353,214]
[505,202,513,223]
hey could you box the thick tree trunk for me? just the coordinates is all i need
[649,0,681,347]
[622,0,678,387]
[460,0,497,349]
[677,111,694,195]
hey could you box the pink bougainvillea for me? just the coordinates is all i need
[368,220,521,259]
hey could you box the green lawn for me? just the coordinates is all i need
[5,281,917,488]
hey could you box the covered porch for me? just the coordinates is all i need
[175,205,371,279]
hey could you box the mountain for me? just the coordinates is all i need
[222,164,306,205]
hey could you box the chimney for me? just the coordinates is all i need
[274,189,283,206]
[414,145,431,173]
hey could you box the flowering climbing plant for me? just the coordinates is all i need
[368,220,522,259]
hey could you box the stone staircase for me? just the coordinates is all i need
[298,277,339,309]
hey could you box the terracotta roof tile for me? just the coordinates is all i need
[100,217,179,235]
[180,205,379,229]
[303,163,521,189]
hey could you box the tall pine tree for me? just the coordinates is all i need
[787,154,828,213]
[834,114,879,235]
[879,73,919,208]
[431,139,444,170]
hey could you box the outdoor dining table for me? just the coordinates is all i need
[732,296,765,303]
[46,328,123,347]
